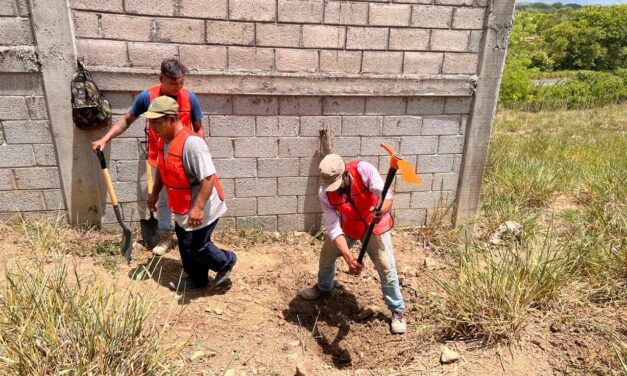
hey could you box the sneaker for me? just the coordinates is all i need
[152,231,174,256]
[390,311,406,335]
[168,276,196,291]
[298,285,331,300]
[213,266,233,287]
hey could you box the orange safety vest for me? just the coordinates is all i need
[146,85,193,168]
[326,161,394,240]
[158,127,225,215]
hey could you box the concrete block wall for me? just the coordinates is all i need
[65,0,488,230]
[70,0,485,76]
[1,0,516,229]
[98,93,469,231]
[0,1,65,218]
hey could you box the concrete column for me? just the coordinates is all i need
[454,0,515,226]
[29,0,104,225]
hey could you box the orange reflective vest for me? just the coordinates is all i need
[157,127,225,215]
[146,85,193,168]
[326,161,394,240]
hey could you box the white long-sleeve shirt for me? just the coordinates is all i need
[318,161,393,241]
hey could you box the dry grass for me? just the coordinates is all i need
[0,216,184,375]
[427,105,626,355]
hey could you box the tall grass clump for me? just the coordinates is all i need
[432,105,626,344]
[13,213,121,257]
[0,217,183,375]
[14,214,78,257]
[432,230,573,343]
[574,169,627,302]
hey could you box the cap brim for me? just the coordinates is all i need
[323,177,343,192]
[142,111,167,119]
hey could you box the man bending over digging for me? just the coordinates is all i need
[145,96,236,290]
[299,154,407,335]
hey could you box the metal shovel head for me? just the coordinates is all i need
[140,212,158,249]
[113,204,133,264]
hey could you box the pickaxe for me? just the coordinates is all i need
[357,144,421,264]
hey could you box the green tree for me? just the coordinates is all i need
[543,20,606,70]
[499,59,535,104]
[574,5,627,70]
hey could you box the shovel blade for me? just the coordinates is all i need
[112,204,133,264]
[121,228,133,264]
[140,213,159,249]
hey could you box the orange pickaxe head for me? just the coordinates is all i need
[380,144,421,186]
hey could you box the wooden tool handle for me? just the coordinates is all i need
[101,168,118,206]
[145,160,154,195]
[96,147,119,206]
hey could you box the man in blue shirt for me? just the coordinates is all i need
[92,58,204,256]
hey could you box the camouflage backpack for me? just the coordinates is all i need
[71,60,112,130]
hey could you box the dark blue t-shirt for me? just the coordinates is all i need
[129,89,203,122]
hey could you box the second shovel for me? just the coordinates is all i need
[140,160,158,249]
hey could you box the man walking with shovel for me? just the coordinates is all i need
[299,154,408,334]
[92,58,205,256]
[144,96,236,289]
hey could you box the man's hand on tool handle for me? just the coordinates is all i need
[92,139,108,153]
[148,192,159,213]
[348,257,364,275]
[371,208,385,224]
[370,199,393,224]
[334,235,364,275]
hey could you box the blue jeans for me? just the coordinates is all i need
[174,219,237,287]
[152,167,173,232]
[317,232,405,313]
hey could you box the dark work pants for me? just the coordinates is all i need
[174,219,237,287]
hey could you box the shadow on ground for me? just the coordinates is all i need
[128,256,232,304]
[282,284,385,368]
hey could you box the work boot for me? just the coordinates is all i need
[168,276,196,291]
[390,311,407,335]
[152,231,174,256]
[214,266,234,287]
[298,285,331,300]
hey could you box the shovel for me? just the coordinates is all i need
[96,147,133,264]
[140,160,158,249]
[357,144,421,264]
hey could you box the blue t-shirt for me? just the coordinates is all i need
[129,89,203,122]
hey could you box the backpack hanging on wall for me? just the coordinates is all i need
[71,60,112,130]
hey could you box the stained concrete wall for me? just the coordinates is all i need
[0,0,66,218]
[0,0,515,231]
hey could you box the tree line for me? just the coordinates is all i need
[499,4,627,109]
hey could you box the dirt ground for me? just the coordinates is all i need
[0,223,622,375]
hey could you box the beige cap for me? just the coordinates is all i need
[319,154,346,192]
[142,96,179,119]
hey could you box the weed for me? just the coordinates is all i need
[431,227,573,343]
[237,228,266,245]
[90,242,121,256]
[0,217,183,374]
[0,258,182,375]
[102,255,118,272]
[14,213,77,257]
